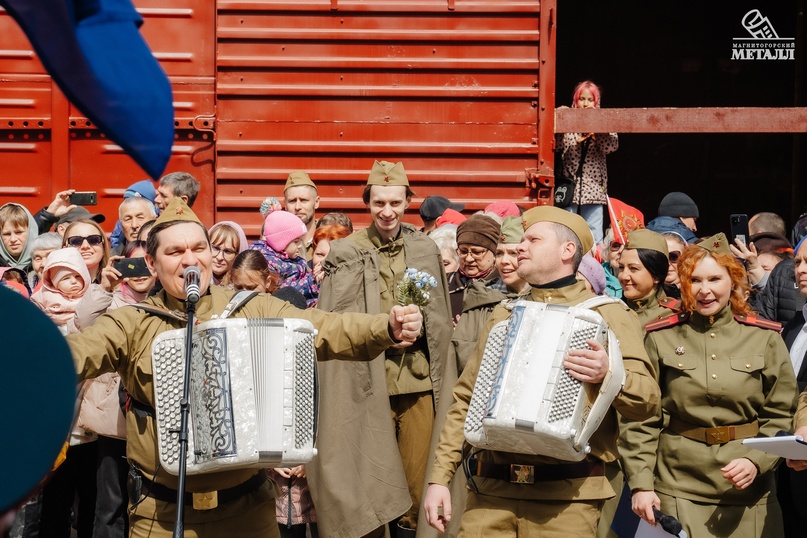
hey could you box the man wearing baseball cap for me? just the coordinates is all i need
[419,195,464,234]
[424,206,659,536]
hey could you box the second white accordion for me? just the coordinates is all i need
[151,317,318,475]
[464,298,625,461]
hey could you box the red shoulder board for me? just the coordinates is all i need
[658,297,682,312]
[733,314,782,333]
[645,312,690,332]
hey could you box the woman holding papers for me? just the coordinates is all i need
[622,233,797,538]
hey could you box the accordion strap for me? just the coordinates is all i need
[219,290,259,319]
[575,295,622,311]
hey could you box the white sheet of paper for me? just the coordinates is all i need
[742,436,807,460]
[636,518,687,538]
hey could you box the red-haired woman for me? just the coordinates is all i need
[623,233,797,537]
[557,80,618,245]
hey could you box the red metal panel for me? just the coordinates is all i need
[0,7,46,75]
[215,0,550,231]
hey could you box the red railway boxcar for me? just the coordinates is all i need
[0,0,557,234]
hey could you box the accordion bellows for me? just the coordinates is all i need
[152,317,318,475]
[464,299,625,461]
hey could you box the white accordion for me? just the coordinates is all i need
[464,298,625,461]
[151,317,318,475]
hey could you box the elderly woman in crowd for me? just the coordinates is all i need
[624,233,797,538]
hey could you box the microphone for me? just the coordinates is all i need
[183,266,201,304]
[652,508,683,536]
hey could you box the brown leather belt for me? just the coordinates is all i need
[469,457,603,485]
[667,417,759,445]
[140,472,266,510]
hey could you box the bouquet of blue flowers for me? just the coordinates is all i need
[397,268,438,307]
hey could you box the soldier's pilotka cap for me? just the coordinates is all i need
[367,160,410,187]
[284,171,317,193]
[153,198,202,227]
[625,229,669,258]
[499,216,523,244]
[695,232,732,256]
[521,206,594,254]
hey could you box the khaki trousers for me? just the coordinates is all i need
[458,492,602,537]
[390,391,434,530]
[128,482,279,538]
[658,491,783,538]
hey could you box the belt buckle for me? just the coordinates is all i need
[192,491,218,510]
[705,426,730,445]
[509,464,534,484]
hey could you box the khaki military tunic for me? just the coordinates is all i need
[625,289,679,327]
[622,306,797,506]
[429,280,660,502]
[67,285,396,531]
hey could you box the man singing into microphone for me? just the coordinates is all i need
[66,198,424,538]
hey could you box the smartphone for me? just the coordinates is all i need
[69,191,97,206]
[730,214,750,246]
[112,257,151,278]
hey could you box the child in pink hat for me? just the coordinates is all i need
[249,210,318,306]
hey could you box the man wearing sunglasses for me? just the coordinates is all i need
[65,198,424,538]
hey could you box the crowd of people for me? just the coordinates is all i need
[3,137,807,537]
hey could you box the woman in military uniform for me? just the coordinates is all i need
[625,233,798,537]
[618,229,680,326]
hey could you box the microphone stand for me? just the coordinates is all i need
[173,298,197,538]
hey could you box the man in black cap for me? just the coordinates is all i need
[646,191,699,243]
[419,195,464,234]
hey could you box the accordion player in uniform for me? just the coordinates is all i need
[65,198,424,538]
[424,206,660,537]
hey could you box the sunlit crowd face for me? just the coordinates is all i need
[457,244,495,278]
[368,185,409,241]
[688,255,732,317]
[618,249,659,300]
[146,222,212,301]
[65,222,105,277]
[1,221,27,259]
[284,186,319,227]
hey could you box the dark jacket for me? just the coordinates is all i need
[751,258,804,324]
[646,216,698,244]
[778,310,807,536]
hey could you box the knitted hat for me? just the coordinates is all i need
[658,192,699,218]
[367,161,409,187]
[626,229,669,258]
[695,233,732,256]
[456,214,500,253]
[522,206,594,254]
[153,198,201,227]
[56,206,106,226]
[485,201,521,219]
[499,216,523,244]
[420,195,464,220]
[284,171,317,192]
[577,254,606,295]
[436,208,467,228]
[263,210,307,252]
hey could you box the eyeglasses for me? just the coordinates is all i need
[66,234,104,248]
[609,241,623,252]
[457,247,491,261]
[668,250,681,263]
[212,245,238,259]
